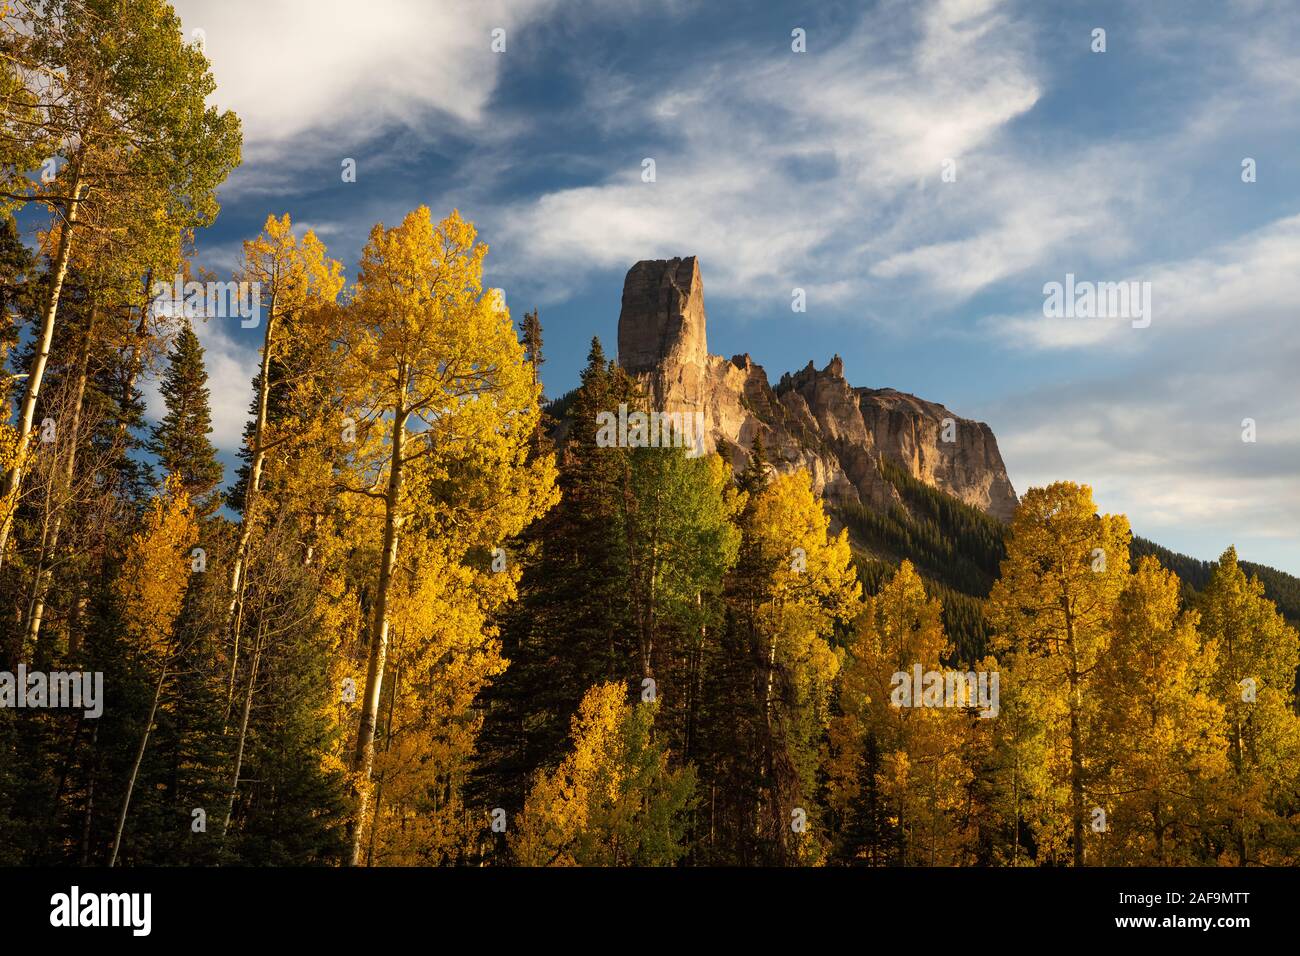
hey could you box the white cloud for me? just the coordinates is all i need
[493,0,1047,305]
[986,214,1300,569]
[172,0,528,151]
[172,0,681,160]
[165,0,1300,570]
[990,213,1300,351]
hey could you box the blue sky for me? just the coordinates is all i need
[168,0,1299,573]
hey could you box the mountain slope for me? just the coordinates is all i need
[839,457,1300,662]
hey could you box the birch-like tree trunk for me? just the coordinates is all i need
[226,296,277,626]
[109,663,168,867]
[0,156,86,568]
[222,616,264,843]
[348,398,407,866]
[25,303,96,649]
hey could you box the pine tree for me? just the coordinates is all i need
[147,321,224,517]
[738,430,769,496]
[834,734,901,865]
[471,338,640,823]
[0,215,34,408]
[517,309,552,459]
[519,309,544,384]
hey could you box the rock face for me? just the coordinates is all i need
[618,257,708,376]
[614,257,1019,521]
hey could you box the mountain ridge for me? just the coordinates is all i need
[616,256,1020,521]
[578,255,1300,652]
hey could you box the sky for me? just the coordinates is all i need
[165,0,1299,574]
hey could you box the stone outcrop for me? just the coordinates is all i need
[618,257,708,377]
[614,257,1019,521]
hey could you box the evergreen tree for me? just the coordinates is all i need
[471,338,640,821]
[519,309,543,385]
[147,320,224,517]
[834,734,900,865]
[516,308,551,459]
[0,214,34,408]
[739,430,769,496]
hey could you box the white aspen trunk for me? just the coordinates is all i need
[26,304,96,649]
[222,616,264,842]
[0,157,85,568]
[109,663,167,867]
[347,396,407,866]
[226,296,277,626]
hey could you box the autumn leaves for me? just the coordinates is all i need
[981,484,1299,865]
[477,380,1300,866]
[334,208,557,863]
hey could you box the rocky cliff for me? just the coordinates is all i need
[615,256,1019,521]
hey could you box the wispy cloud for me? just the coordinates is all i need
[986,215,1300,570]
[990,213,1300,350]
[493,0,1044,305]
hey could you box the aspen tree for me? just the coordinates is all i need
[338,208,555,865]
[511,682,696,866]
[107,476,197,866]
[1092,557,1227,864]
[828,562,976,865]
[226,215,344,628]
[1197,547,1300,865]
[732,470,860,862]
[988,482,1130,866]
[0,0,239,563]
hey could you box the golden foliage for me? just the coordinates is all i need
[114,475,198,660]
[511,682,696,866]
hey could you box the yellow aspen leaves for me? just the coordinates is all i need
[114,475,198,661]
